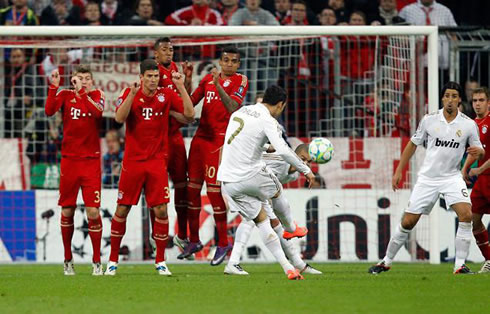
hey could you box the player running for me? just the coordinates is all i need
[179,46,248,265]
[218,85,315,280]
[105,59,194,276]
[369,82,484,275]
[45,65,105,276]
[462,87,490,273]
[225,143,321,275]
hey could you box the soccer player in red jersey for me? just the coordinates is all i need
[45,65,105,276]
[463,87,490,273]
[105,59,194,276]
[179,46,249,265]
[153,37,194,253]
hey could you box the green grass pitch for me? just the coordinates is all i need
[0,263,487,314]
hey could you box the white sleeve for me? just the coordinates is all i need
[263,118,311,175]
[468,121,483,148]
[411,115,428,146]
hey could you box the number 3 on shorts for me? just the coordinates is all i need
[227,117,244,144]
[461,188,468,197]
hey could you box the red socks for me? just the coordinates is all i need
[60,214,74,261]
[154,217,169,263]
[187,183,202,243]
[88,216,103,264]
[207,189,228,247]
[109,214,127,263]
[174,183,188,240]
[474,228,490,260]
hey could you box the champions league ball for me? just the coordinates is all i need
[308,138,334,164]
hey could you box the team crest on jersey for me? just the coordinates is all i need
[223,80,231,87]
[158,94,165,103]
[456,130,462,137]
[483,125,488,134]
[118,191,124,200]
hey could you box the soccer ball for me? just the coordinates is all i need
[308,138,334,164]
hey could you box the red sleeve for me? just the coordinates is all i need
[190,75,208,106]
[115,88,131,112]
[168,89,184,113]
[80,89,105,118]
[164,9,188,25]
[229,75,249,106]
[45,86,65,116]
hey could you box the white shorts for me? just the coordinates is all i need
[221,167,282,221]
[406,176,471,215]
[263,200,278,220]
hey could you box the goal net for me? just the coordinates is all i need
[0,26,452,265]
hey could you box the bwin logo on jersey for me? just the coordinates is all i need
[435,138,460,148]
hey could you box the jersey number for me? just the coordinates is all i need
[227,117,244,144]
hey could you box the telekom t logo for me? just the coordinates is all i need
[142,108,153,120]
[71,107,81,119]
[206,91,215,103]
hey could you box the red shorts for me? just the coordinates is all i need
[168,131,188,185]
[117,159,170,208]
[188,135,224,186]
[471,175,490,215]
[59,157,101,208]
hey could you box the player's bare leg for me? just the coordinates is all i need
[61,206,76,275]
[451,202,474,274]
[86,206,103,275]
[253,208,303,280]
[153,204,171,275]
[472,213,490,273]
[369,212,420,274]
[105,204,131,275]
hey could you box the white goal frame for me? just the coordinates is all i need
[0,25,440,264]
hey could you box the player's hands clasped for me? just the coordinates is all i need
[466,146,481,157]
[50,69,61,87]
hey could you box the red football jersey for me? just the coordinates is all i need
[191,72,248,139]
[45,86,104,158]
[158,62,183,134]
[475,112,490,175]
[116,87,184,161]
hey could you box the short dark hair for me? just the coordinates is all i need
[154,37,171,50]
[74,64,93,78]
[295,143,309,154]
[263,85,287,106]
[221,46,240,60]
[472,87,490,100]
[441,81,463,99]
[293,0,307,8]
[140,59,158,74]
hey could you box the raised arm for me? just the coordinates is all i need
[212,68,239,113]
[45,69,64,116]
[115,82,139,123]
[172,72,194,121]
[71,76,105,118]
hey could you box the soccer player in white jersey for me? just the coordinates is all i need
[369,81,485,275]
[218,85,315,280]
[224,143,322,275]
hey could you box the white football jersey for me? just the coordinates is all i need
[263,153,299,184]
[411,109,482,180]
[217,103,311,183]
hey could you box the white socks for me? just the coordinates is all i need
[256,219,294,274]
[454,222,472,270]
[383,224,410,266]
[271,194,295,233]
[273,224,306,270]
[228,220,254,266]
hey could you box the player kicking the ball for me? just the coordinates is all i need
[218,85,315,280]
[369,82,484,275]
[225,143,322,275]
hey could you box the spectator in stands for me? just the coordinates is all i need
[283,0,308,25]
[103,130,124,188]
[319,6,337,25]
[100,0,129,25]
[83,1,107,25]
[218,0,241,25]
[399,0,456,69]
[128,0,162,25]
[165,0,223,25]
[4,48,41,138]
[370,0,405,25]
[40,48,84,86]
[40,0,82,25]
[229,0,279,26]
[349,10,366,25]
[328,0,349,24]
[0,0,38,26]
[461,78,479,118]
[273,0,290,24]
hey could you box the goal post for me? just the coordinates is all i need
[0,25,444,264]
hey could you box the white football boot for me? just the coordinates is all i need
[63,260,75,276]
[224,264,249,275]
[104,261,118,276]
[155,261,172,276]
